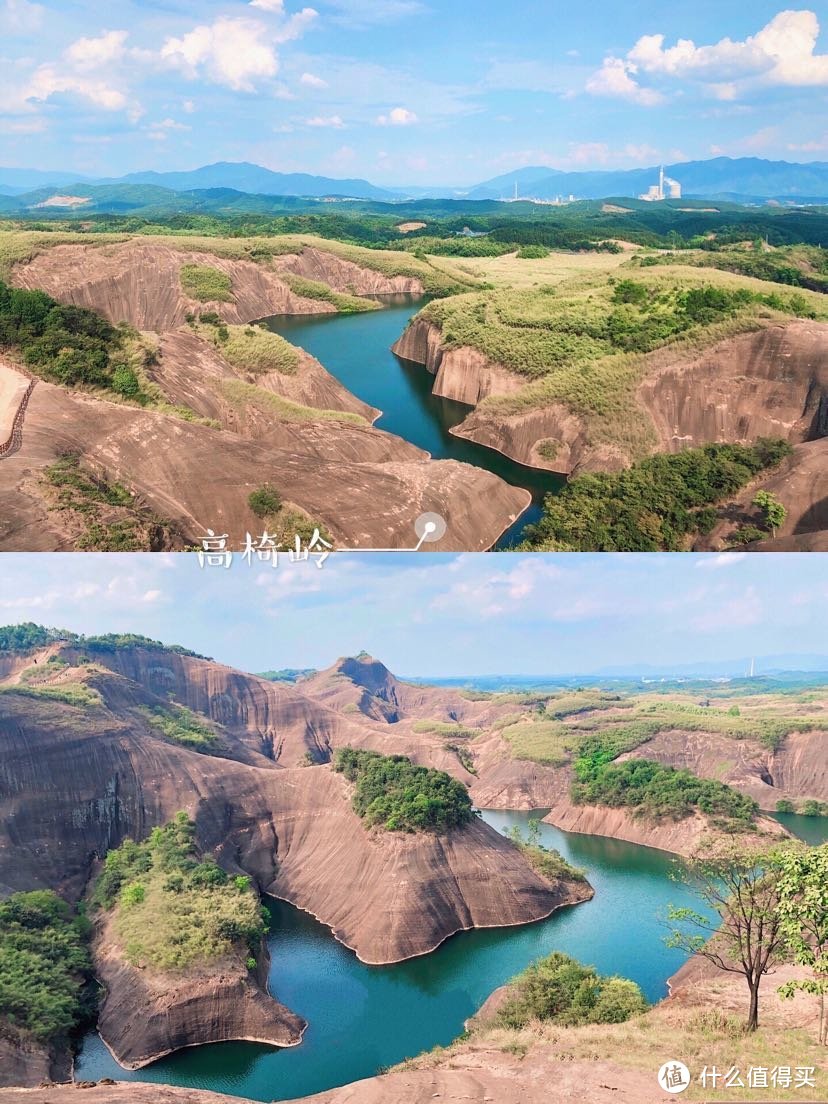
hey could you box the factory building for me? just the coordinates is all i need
[639,166,681,202]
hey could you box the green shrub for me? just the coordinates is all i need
[248,484,283,518]
[0,891,94,1044]
[496,951,647,1030]
[280,272,378,313]
[179,264,233,302]
[138,703,218,751]
[92,814,264,972]
[775,799,795,814]
[516,244,550,259]
[571,742,758,828]
[333,747,474,833]
[801,800,828,817]
[0,279,123,390]
[522,439,793,552]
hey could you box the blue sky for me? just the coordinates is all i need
[1,0,827,183]
[1,552,826,675]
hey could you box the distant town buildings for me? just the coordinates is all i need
[639,166,681,202]
[499,182,577,205]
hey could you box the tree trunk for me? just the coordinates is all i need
[747,982,760,1032]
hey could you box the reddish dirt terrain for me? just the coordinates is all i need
[1,241,528,550]
[394,316,828,546]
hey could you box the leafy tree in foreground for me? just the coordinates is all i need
[775,844,828,1045]
[496,951,648,1029]
[753,490,787,538]
[666,842,789,1031]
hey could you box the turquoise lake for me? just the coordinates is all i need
[77,810,712,1101]
[262,298,565,547]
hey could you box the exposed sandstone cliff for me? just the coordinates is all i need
[275,248,422,297]
[0,653,577,965]
[0,377,528,551]
[0,1033,70,1089]
[154,330,379,429]
[12,243,423,334]
[93,922,304,1070]
[392,316,828,479]
[542,800,788,858]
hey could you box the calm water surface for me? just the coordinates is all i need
[262,299,564,547]
[77,810,707,1101]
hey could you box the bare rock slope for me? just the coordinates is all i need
[94,925,305,1070]
[0,644,579,965]
[3,241,526,551]
[393,316,828,544]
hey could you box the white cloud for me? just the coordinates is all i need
[593,10,828,105]
[325,0,425,27]
[0,0,43,33]
[691,585,763,632]
[159,6,316,92]
[300,71,328,88]
[696,553,748,570]
[145,117,191,141]
[585,57,664,106]
[305,113,344,127]
[0,115,46,133]
[161,18,278,91]
[65,30,129,72]
[24,65,127,110]
[376,105,418,126]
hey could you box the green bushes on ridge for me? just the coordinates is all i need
[92,813,264,972]
[571,735,759,828]
[0,279,131,392]
[521,439,793,551]
[333,747,474,833]
[496,951,648,1030]
[179,264,234,302]
[0,890,94,1045]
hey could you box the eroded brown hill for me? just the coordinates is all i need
[0,369,527,551]
[2,241,526,551]
[395,318,828,472]
[0,646,577,963]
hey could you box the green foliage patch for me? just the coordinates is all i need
[40,453,176,552]
[0,890,94,1045]
[496,951,648,1030]
[179,264,234,302]
[333,747,474,833]
[0,279,128,391]
[279,272,378,313]
[92,814,264,972]
[138,703,219,751]
[572,737,759,827]
[0,682,102,708]
[521,439,793,551]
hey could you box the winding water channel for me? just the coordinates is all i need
[74,810,735,1100]
[261,298,565,547]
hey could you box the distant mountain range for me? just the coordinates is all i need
[416,654,828,688]
[0,160,399,202]
[467,157,828,201]
[2,156,828,210]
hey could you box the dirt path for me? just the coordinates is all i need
[0,360,36,459]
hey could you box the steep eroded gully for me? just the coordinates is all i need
[74,811,715,1102]
[262,298,564,547]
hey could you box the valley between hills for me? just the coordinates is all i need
[1,626,826,1101]
[0,224,826,552]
